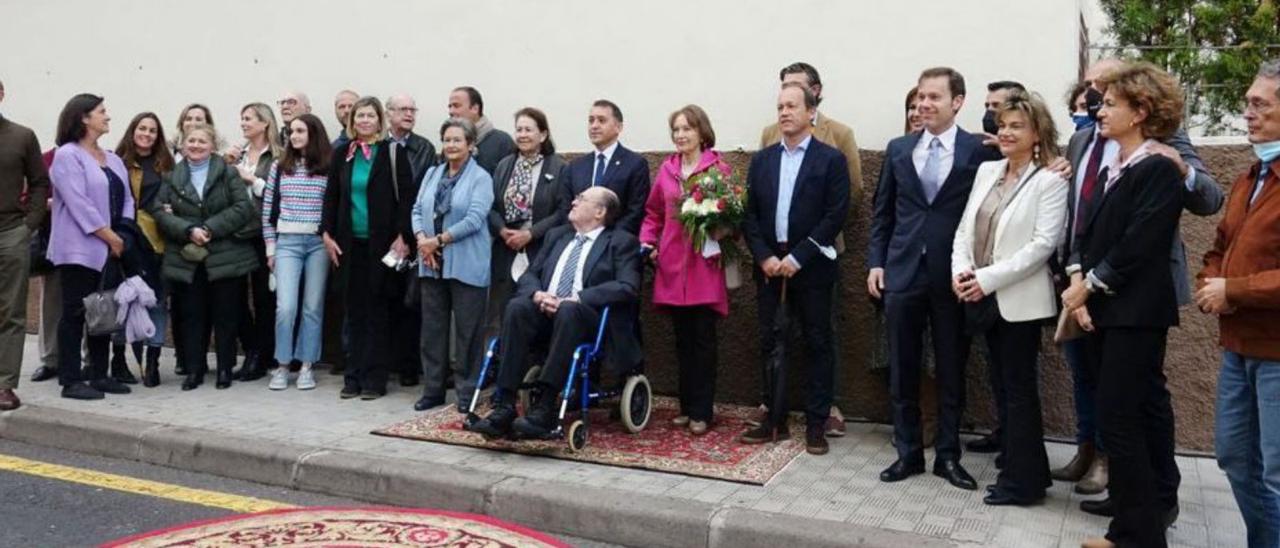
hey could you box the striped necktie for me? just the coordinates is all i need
[556,234,589,298]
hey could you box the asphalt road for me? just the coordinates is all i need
[0,439,619,547]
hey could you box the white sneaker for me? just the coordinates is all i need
[268,368,289,390]
[296,367,316,391]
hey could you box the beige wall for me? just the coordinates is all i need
[2,0,1084,154]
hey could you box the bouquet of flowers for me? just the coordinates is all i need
[678,167,746,260]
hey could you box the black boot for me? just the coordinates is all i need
[181,363,204,391]
[234,351,266,381]
[216,362,233,389]
[131,342,144,366]
[110,344,138,384]
[143,346,161,388]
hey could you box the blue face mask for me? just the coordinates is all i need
[1254,141,1280,163]
[1071,113,1096,131]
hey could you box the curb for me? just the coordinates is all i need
[0,404,956,548]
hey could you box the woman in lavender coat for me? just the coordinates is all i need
[48,94,134,400]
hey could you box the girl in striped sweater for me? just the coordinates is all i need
[262,114,332,391]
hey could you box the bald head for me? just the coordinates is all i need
[568,186,620,231]
[1086,59,1125,85]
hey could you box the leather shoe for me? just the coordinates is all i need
[738,421,790,444]
[966,432,1001,453]
[933,459,977,490]
[1079,497,1178,529]
[30,366,58,382]
[0,389,20,411]
[879,459,925,482]
[62,382,105,400]
[805,427,829,455]
[983,486,1042,506]
[512,405,557,439]
[215,369,232,389]
[181,373,203,391]
[469,404,517,439]
[90,378,131,395]
[414,395,445,411]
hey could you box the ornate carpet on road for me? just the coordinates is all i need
[372,396,804,484]
[103,506,568,547]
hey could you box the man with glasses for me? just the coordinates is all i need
[276,91,312,146]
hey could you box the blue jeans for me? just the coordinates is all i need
[273,234,328,364]
[1216,350,1280,548]
[1063,337,1098,446]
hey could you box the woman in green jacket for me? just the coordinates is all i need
[149,124,258,390]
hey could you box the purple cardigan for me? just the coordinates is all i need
[48,143,133,271]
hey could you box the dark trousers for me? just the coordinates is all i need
[671,306,718,422]
[320,275,346,367]
[496,297,600,395]
[56,265,110,385]
[175,266,244,375]
[884,263,969,463]
[985,344,1008,444]
[344,241,391,393]
[238,238,275,365]
[418,277,486,399]
[393,284,420,379]
[1089,327,1174,548]
[756,276,835,430]
[984,317,1050,498]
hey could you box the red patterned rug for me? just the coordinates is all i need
[102,506,568,547]
[372,396,804,485]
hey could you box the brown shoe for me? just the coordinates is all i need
[1075,453,1109,495]
[806,427,830,455]
[739,421,789,444]
[689,420,709,436]
[1052,441,1096,482]
[1080,537,1115,548]
[671,415,691,427]
[744,405,769,428]
[0,389,20,411]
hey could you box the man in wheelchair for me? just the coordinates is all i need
[470,186,642,439]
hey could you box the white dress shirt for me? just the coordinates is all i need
[912,123,958,187]
[548,226,605,298]
[775,134,811,244]
[591,141,619,186]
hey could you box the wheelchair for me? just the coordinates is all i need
[463,306,652,452]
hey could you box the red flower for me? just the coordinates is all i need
[717,198,727,210]
[693,190,704,203]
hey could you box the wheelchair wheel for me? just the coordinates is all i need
[567,419,587,452]
[620,375,652,433]
[518,365,542,413]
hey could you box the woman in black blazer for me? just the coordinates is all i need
[484,108,567,338]
[320,96,414,400]
[1062,62,1186,548]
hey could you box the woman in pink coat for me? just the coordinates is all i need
[640,105,732,436]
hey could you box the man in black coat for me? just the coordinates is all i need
[469,187,641,440]
[447,86,514,175]
[557,100,650,236]
[739,82,850,456]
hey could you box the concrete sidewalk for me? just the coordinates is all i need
[0,337,1246,547]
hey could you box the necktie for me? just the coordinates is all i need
[920,137,942,203]
[593,153,607,186]
[556,234,589,298]
[1251,163,1270,207]
[1075,136,1109,237]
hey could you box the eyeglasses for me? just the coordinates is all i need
[277,98,299,107]
[391,107,419,114]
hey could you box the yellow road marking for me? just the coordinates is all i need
[0,454,296,513]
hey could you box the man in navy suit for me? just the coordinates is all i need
[558,100,650,236]
[739,82,850,455]
[868,67,1001,490]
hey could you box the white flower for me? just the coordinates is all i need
[681,199,697,215]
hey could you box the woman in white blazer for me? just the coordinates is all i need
[951,90,1068,507]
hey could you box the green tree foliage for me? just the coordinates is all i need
[1100,0,1280,132]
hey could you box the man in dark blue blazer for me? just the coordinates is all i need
[557,100,651,236]
[867,67,1001,490]
[739,82,850,456]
